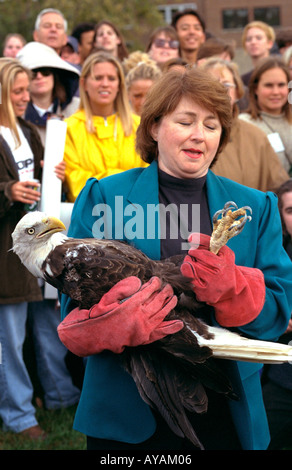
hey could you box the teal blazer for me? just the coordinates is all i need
[61,162,292,449]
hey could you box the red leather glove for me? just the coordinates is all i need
[57,276,183,357]
[180,233,265,327]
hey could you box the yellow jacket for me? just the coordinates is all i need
[64,110,147,201]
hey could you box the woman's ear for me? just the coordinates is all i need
[151,122,159,141]
[80,77,86,91]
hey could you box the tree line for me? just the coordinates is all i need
[0,0,164,53]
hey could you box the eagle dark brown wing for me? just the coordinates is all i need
[42,237,195,309]
[42,236,235,449]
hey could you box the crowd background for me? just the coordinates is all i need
[1,2,292,450]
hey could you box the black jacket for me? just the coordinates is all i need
[0,118,43,303]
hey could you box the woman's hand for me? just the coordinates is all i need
[40,159,66,182]
[54,160,66,182]
[180,233,266,327]
[10,180,41,204]
[57,276,182,357]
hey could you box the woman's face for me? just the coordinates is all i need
[128,79,154,115]
[255,67,289,115]
[207,66,238,107]
[3,36,24,58]
[148,33,179,65]
[29,68,54,97]
[281,191,292,237]
[10,72,30,116]
[83,61,120,115]
[152,97,222,179]
[94,24,121,56]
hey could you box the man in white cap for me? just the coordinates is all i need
[33,8,68,55]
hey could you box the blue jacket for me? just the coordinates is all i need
[61,162,292,449]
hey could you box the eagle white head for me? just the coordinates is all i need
[12,211,67,278]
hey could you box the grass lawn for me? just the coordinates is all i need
[0,334,86,451]
[1,404,292,451]
[0,405,86,451]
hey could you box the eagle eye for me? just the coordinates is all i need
[26,228,35,235]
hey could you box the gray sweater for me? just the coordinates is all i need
[239,111,292,173]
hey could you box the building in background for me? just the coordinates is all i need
[158,0,292,72]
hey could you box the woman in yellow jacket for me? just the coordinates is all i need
[64,52,147,202]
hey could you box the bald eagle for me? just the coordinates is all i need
[11,208,292,449]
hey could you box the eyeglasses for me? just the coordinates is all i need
[31,68,53,80]
[222,82,236,89]
[153,38,179,49]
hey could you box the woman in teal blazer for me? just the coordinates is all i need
[61,68,292,450]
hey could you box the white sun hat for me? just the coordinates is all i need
[16,41,80,76]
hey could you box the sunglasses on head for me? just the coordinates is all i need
[153,38,179,49]
[31,68,53,79]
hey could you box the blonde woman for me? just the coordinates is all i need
[0,59,79,439]
[122,50,153,75]
[0,59,43,438]
[64,52,147,202]
[124,53,161,115]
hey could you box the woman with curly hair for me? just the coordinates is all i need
[124,52,161,115]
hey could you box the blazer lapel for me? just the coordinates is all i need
[126,161,161,260]
[206,170,229,218]
[127,161,159,206]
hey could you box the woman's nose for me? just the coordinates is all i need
[190,124,204,140]
[23,90,30,102]
[100,77,109,86]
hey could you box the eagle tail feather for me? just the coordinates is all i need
[194,326,292,364]
[158,327,236,398]
[124,348,205,449]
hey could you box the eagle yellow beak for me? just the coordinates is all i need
[37,216,66,238]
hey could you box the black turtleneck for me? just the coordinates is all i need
[158,168,212,259]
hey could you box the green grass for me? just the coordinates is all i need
[0,405,86,450]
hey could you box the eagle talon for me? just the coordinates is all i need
[212,201,239,224]
[222,201,239,215]
[228,212,252,234]
[210,202,252,255]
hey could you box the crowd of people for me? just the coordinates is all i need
[1,6,292,450]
